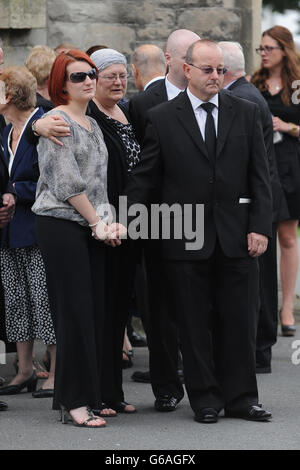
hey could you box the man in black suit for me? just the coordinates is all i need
[125,39,273,423]
[131,44,166,92]
[129,29,200,411]
[219,41,288,374]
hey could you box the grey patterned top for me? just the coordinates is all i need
[32,110,109,226]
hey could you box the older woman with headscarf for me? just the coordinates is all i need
[88,49,141,415]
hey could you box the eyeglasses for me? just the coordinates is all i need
[187,64,227,75]
[255,46,283,55]
[68,68,98,83]
[99,73,130,82]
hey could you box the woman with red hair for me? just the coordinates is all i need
[252,26,300,337]
[33,50,123,428]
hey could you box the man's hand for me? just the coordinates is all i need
[247,232,268,258]
[0,193,15,228]
[35,115,71,146]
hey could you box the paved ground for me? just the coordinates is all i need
[0,319,299,451]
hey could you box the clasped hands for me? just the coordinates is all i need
[0,193,16,228]
[91,221,127,248]
[248,232,268,258]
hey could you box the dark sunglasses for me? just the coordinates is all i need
[69,68,98,83]
[188,64,227,75]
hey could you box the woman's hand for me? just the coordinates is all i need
[272,116,290,133]
[0,193,16,227]
[104,222,127,247]
[35,115,71,146]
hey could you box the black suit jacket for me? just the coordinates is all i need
[129,79,168,145]
[126,89,273,261]
[228,77,288,223]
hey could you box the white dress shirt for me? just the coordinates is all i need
[165,75,184,101]
[186,87,219,141]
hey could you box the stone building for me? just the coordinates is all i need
[0,0,262,79]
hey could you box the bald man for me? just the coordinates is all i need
[129,29,200,413]
[131,44,166,92]
[129,29,200,144]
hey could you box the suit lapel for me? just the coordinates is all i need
[174,91,210,162]
[216,90,236,158]
[10,133,31,177]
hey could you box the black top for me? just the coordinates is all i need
[228,78,288,222]
[262,89,300,220]
[87,100,140,208]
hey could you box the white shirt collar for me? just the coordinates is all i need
[186,87,219,112]
[223,79,237,90]
[144,76,166,91]
[165,75,184,101]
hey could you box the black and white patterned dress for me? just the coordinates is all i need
[1,247,56,344]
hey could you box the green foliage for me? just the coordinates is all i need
[263,0,299,13]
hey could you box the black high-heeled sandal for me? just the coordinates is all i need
[60,405,106,428]
[110,401,137,414]
[280,310,296,337]
[92,403,117,418]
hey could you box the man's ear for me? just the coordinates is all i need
[183,62,191,81]
[131,63,138,79]
[165,52,171,66]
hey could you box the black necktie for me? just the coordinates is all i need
[201,102,216,164]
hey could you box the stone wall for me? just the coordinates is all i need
[0,0,262,76]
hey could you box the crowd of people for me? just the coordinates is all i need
[0,23,299,427]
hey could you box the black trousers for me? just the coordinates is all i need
[256,223,278,367]
[143,241,184,401]
[164,242,259,413]
[101,240,138,406]
[35,216,105,411]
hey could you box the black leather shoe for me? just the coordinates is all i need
[0,372,37,396]
[32,388,54,398]
[194,408,218,424]
[154,395,179,412]
[128,330,147,347]
[225,405,272,422]
[0,401,8,411]
[281,324,296,337]
[131,370,151,383]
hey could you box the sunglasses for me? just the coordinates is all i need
[188,64,227,75]
[68,68,98,83]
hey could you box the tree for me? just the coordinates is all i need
[263,0,299,13]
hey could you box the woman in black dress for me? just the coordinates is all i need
[252,26,300,336]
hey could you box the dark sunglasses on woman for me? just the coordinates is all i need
[69,68,98,83]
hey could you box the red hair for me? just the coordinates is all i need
[48,49,97,106]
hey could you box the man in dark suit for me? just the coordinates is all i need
[131,44,166,92]
[125,39,273,423]
[129,29,200,411]
[219,41,288,374]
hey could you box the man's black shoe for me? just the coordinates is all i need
[128,330,147,347]
[131,370,151,383]
[225,405,272,422]
[256,363,271,374]
[0,401,8,411]
[194,408,218,424]
[154,395,179,412]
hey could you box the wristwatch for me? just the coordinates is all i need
[31,119,40,137]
